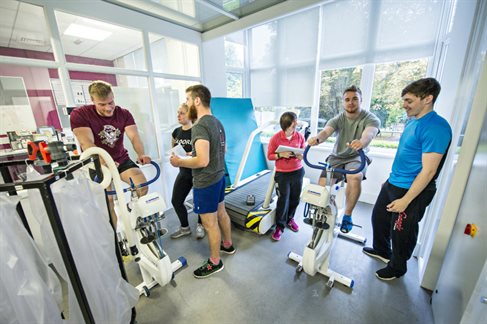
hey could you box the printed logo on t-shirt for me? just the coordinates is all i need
[98,125,121,148]
[177,139,191,146]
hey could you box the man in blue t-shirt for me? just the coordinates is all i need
[362,78,452,281]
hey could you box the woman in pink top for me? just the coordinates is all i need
[267,112,306,241]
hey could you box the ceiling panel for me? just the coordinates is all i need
[0,0,288,62]
[103,0,287,32]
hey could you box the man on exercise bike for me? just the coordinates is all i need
[307,85,380,233]
[70,80,151,228]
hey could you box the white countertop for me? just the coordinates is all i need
[0,149,28,158]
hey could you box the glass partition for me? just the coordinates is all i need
[62,74,158,159]
[113,76,158,160]
[0,1,54,62]
[153,78,198,157]
[149,33,200,77]
[55,11,146,70]
[0,64,64,132]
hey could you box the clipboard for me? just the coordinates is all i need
[169,144,191,159]
[275,145,304,155]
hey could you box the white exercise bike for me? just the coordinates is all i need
[81,148,186,297]
[288,146,366,289]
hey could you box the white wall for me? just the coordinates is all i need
[419,0,484,290]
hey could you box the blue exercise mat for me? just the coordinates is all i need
[211,97,268,186]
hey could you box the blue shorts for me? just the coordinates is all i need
[193,176,225,214]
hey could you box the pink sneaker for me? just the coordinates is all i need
[287,219,299,232]
[272,227,282,241]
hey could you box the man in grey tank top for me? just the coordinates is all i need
[170,85,235,279]
[307,85,380,233]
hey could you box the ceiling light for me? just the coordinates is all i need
[64,23,112,41]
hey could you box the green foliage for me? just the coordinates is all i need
[226,73,242,98]
[320,67,362,121]
[319,58,428,132]
[370,59,427,129]
[370,139,399,149]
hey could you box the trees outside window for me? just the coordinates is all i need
[370,58,428,147]
[318,58,428,148]
[319,67,362,123]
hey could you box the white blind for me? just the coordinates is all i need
[250,0,443,106]
[320,0,443,69]
[250,8,319,107]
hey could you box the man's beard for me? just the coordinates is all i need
[189,105,198,121]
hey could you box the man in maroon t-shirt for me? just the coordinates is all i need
[70,80,151,227]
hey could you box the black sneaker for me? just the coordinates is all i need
[375,266,404,281]
[220,243,236,255]
[363,247,390,263]
[193,259,224,278]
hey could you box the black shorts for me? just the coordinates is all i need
[117,158,139,174]
[89,158,139,182]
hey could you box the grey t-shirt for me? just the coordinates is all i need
[326,110,380,159]
[191,115,226,188]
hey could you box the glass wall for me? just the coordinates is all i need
[149,33,200,77]
[55,11,146,70]
[0,64,64,131]
[0,1,53,61]
[112,76,158,159]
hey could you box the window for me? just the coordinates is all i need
[317,58,428,148]
[254,106,311,141]
[318,66,362,143]
[226,72,243,98]
[225,32,245,97]
[370,58,428,148]
[224,37,244,68]
[319,67,363,126]
[250,8,319,107]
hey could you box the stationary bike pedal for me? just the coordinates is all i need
[140,235,155,244]
[246,194,255,206]
[303,218,313,226]
[316,221,330,230]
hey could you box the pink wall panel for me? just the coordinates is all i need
[1,46,118,130]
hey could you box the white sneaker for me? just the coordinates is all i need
[170,227,191,239]
[195,223,205,239]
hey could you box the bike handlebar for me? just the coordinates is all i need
[303,145,366,174]
[106,160,160,195]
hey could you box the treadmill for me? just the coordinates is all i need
[211,98,277,234]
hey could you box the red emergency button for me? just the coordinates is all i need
[464,223,478,238]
